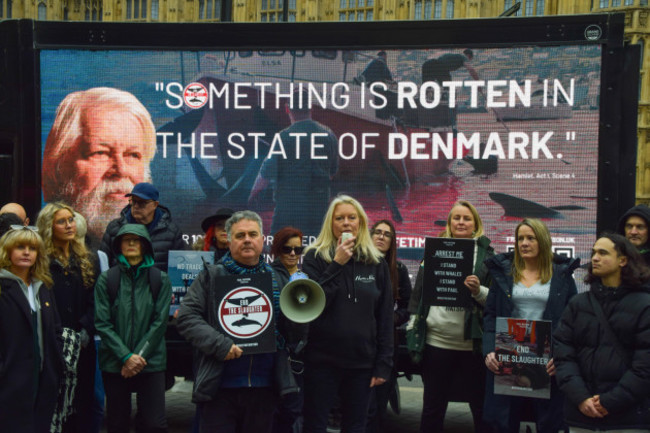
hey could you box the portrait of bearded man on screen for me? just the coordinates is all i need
[42,87,156,246]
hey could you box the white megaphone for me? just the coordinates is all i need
[280,271,326,324]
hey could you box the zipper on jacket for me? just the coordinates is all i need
[130,271,136,350]
[247,356,253,387]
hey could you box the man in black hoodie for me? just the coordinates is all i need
[617,204,650,265]
[554,233,650,432]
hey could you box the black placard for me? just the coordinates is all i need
[422,237,475,307]
[214,273,276,355]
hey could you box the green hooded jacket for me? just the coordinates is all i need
[94,223,172,373]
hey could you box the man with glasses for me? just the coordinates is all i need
[99,182,185,272]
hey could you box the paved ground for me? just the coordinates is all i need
[101,375,537,432]
[99,374,479,432]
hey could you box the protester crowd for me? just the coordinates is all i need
[0,188,649,433]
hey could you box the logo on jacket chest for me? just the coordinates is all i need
[354,274,376,284]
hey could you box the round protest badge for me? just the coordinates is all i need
[218,287,273,338]
[183,82,208,109]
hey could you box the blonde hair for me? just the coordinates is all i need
[42,87,156,201]
[440,200,484,238]
[36,202,96,288]
[512,218,553,284]
[306,195,382,264]
[0,228,53,287]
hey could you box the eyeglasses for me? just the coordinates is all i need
[281,246,304,255]
[371,229,393,239]
[10,225,38,232]
[54,216,76,226]
[129,199,154,209]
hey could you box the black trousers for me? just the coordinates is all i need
[102,371,167,433]
[63,343,96,433]
[420,344,492,433]
[199,387,276,433]
[303,364,373,433]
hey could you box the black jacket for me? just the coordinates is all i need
[0,271,63,433]
[554,282,650,429]
[49,253,95,334]
[482,252,579,431]
[302,250,394,380]
[394,261,412,327]
[483,252,579,355]
[177,260,298,403]
[99,204,185,272]
[49,253,98,430]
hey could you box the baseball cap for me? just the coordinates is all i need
[125,182,159,201]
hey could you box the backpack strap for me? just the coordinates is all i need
[106,265,163,304]
[106,265,122,306]
[148,266,162,302]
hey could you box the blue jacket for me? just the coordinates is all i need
[482,252,579,433]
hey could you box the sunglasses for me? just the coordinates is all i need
[281,246,304,255]
[10,225,38,232]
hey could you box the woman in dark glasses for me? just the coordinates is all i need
[270,226,306,433]
[271,227,305,279]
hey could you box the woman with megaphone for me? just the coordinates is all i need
[301,195,394,433]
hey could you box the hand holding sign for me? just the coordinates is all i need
[224,344,243,360]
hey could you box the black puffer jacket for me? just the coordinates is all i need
[99,204,185,272]
[554,282,650,429]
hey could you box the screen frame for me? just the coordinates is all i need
[0,13,635,235]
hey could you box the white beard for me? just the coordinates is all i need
[61,177,137,241]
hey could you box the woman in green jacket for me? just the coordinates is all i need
[94,224,171,433]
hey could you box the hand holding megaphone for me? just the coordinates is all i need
[280,272,326,324]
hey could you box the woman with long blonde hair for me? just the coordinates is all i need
[408,200,494,433]
[37,202,98,433]
[483,218,579,433]
[302,195,394,433]
[0,226,62,432]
